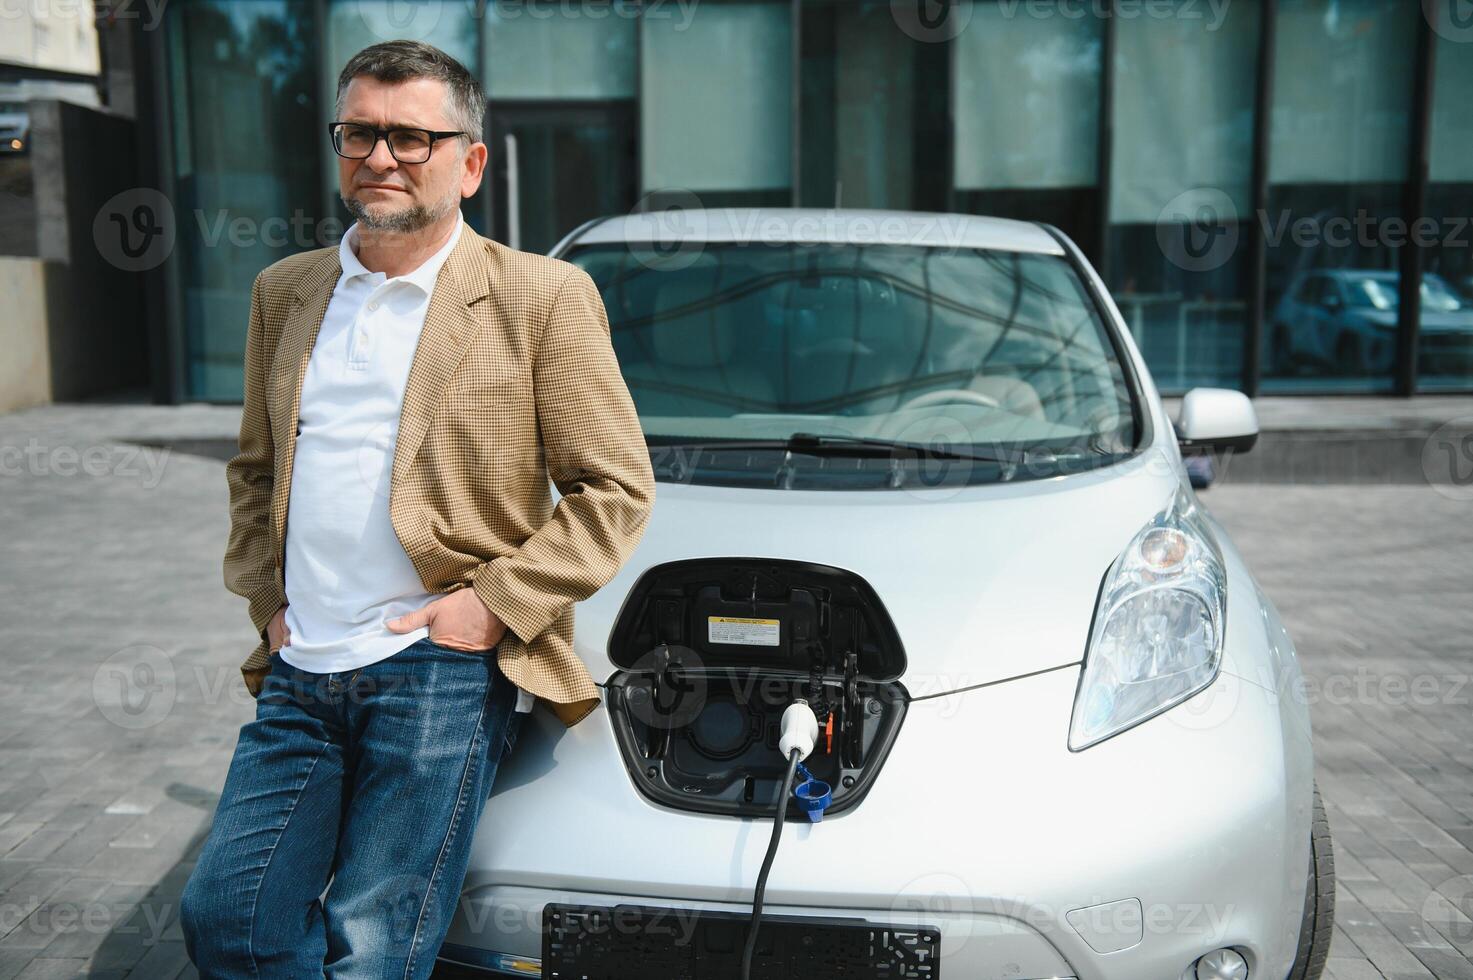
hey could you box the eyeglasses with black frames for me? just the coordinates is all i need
[327,121,468,164]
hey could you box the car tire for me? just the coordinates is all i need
[1286,784,1335,980]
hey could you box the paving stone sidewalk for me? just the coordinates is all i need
[0,404,248,980]
[1204,482,1473,980]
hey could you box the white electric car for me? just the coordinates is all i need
[434,210,1330,980]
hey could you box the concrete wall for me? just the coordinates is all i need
[0,258,52,412]
[0,0,102,76]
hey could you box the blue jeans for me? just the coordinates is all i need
[180,637,525,979]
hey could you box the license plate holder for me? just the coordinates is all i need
[541,901,941,978]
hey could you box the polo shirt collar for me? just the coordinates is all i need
[338,213,465,295]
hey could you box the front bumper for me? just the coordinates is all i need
[443,624,1314,980]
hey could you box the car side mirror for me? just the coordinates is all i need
[1175,387,1258,455]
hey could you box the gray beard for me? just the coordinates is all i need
[341,190,458,233]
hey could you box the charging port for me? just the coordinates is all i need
[606,558,909,820]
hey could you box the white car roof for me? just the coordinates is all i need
[567,207,1065,255]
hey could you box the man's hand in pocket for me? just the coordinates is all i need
[267,604,291,652]
[386,588,508,652]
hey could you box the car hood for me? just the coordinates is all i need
[1419,310,1473,335]
[571,450,1183,696]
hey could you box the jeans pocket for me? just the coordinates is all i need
[257,655,297,705]
[500,709,525,761]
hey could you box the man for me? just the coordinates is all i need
[179,40,654,979]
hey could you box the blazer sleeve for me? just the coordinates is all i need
[471,265,656,645]
[222,270,287,644]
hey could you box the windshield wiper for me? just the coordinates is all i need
[649,432,1029,466]
[787,432,1031,466]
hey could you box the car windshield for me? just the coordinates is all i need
[567,241,1140,490]
[1422,276,1465,313]
[1345,275,1465,313]
[1345,278,1399,310]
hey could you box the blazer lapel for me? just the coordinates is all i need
[270,249,341,547]
[388,223,492,486]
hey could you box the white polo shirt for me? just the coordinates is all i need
[278,216,464,677]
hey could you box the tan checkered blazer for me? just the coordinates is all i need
[222,219,655,726]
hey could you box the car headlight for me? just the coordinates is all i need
[1068,485,1227,750]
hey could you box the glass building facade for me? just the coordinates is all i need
[146,0,1473,402]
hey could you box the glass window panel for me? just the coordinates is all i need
[484,1,636,100]
[641,2,791,198]
[1110,4,1256,223]
[951,1,1103,261]
[1260,0,1413,393]
[796,1,947,211]
[167,0,323,401]
[1107,0,1260,393]
[953,3,1100,191]
[830,6,915,208]
[798,1,950,211]
[325,0,476,73]
[1269,0,1411,185]
[1429,26,1473,185]
[488,104,637,255]
[1419,15,1473,391]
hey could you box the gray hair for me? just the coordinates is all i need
[335,40,484,144]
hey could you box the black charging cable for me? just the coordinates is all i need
[740,747,802,980]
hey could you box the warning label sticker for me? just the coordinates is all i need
[707,616,781,647]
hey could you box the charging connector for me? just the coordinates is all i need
[740,699,822,980]
[778,699,819,761]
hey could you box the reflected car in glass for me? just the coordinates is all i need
[1271,268,1473,377]
[434,210,1330,980]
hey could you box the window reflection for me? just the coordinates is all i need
[167,0,322,401]
[1106,0,1259,393]
[1260,0,1413,392]
[484,1,635,99]
[482,2,637,254]
[798,0,947,211]
[1270,270,1428,377]
[641,1,791,206]
[1420,6,1473,390]
[151,0,1473,402]
[952,1,1102,254]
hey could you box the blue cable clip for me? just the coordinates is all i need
[792,761,832,823]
